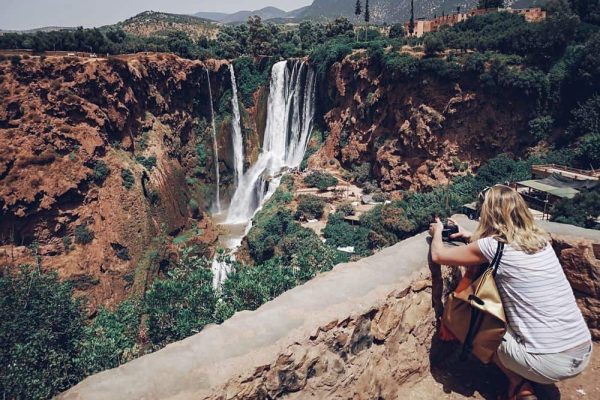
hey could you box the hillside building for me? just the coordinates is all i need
[405,7,546,37]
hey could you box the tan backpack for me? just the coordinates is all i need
[442,242,506,363]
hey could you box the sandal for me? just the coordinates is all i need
[511,379,537,400]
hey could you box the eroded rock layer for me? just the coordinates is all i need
[311,54,534,193]
[0,54,232,311]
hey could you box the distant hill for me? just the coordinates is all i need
[192,11,230,22]
[293,0,548,23]
[0,26,75,35]
[116,11,219,40]
[195,6,292,24]
[197,0,549,25]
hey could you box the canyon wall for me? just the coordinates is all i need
[310,53,535,193]
[59,217,600,399]
[0,54,238,311]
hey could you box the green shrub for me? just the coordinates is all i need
[551,187,600,229]
[115,247,131,261]
[568,95,600,139]
[337,202,355,216]
[295,195,325,220]
[0,266,85,399]
[148,190,160,205]
[424,34,445,55]
[310,38,353,82]
[384,53,419,80]
[579,133,600,169]
[74,224,94,245]
[79,301,141,376]
[232,56,274,107]
[323,213,372,256]
[188,198,199,215]
[144,250,217,347]
[62,236,73,253]
[121,168,135,189]
[10,55,21,66]
[221,259,296,312]
[528,115,554,141]
[92,160,110,183]
[136,155,157,170]
[303,171,338,191]
[420,58,461,81]
[389,23,406,39]
[372,192,387,203]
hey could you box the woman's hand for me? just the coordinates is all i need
[429,217,444,237]
[447,218,473,242]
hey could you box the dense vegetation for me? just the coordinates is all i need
[2,1,600,398]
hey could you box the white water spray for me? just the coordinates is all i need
[206,69,221,213]
[229,64,244,186]
[226,60,316,225]
[212,60,316,288]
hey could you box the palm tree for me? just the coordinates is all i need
[354,0,362,42]
[364,0,370,41]
[409,0,415,36]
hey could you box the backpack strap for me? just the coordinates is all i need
[491,241,505,277]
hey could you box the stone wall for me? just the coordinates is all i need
[60,217,599,400]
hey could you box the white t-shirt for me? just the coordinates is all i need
[478,237,591,354]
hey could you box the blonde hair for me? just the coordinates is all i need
[472,185,548,254]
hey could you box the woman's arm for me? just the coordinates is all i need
[429,218,487,267]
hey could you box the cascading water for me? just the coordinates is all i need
[212,60,316,288]
[226,60,316,224]
[206,68,221,213]
[229,64,244,186]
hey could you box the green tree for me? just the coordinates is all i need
[0,266,85,399]
[579,133,600,169]
[121,168,135,190]
[551,187,600,228]
[303,171,339,191]
[295,195,326,220]
[144,249,217,347]
[79,301,141,376]
[389,23,406,39]
[354,0,362,41]
[409,0,415,35]
[364,0,371,41]
[528,115,554,140]
[424,34,445,56]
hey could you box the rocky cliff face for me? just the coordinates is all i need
[311,54,534,193]
[0,54,236,312]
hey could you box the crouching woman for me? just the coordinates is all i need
[429,185,592,400]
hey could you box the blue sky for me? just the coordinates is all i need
[0,0,313,30]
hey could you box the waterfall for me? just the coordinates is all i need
[229,64,244,186]
[206,69,221,213]
[226,60,316,225]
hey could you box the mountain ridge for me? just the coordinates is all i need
[196,0,548,24]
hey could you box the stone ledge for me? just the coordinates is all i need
[60,217,600,400]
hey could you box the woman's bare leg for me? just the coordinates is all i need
[493,353,535,399]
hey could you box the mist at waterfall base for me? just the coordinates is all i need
[211,60,317,287]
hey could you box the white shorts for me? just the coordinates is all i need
[497,329,592,384]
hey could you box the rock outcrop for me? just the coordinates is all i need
[0,54,230,311]
[59,217,600,399]
[311,54,534,193]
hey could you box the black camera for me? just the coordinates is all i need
[442,224,459,241]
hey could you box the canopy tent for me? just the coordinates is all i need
[517,179,580,199]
